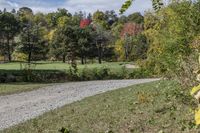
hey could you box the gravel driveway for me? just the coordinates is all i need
[0,79,159,130]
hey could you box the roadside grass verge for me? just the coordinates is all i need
[3,80,198,133]
[0,83,50,96]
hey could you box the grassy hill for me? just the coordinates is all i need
[3,80,198,133]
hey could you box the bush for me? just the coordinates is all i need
[129,68,152,79]
[80,66,95,81]
[0,66,154,83]
[0,70,67,83]
[66,67,80,81]
[12,52,28,61]
[96,67,111,80]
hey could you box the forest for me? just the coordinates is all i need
[0,7,146,65]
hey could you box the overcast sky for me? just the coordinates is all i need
[0,0,153,15]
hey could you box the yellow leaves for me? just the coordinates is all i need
[192,85,200,125]
[0,56,4,61]
[12,52,28,61]
[191,84,200,96]
[57,16,71,28]
[114,39,125,60]
[45,29,56,42]
[195,108,200,125]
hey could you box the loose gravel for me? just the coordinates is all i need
[0,79,159,130]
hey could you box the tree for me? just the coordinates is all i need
[128,34,148,60]
[127,12,144,24]
[17,7,33,16]
[50,28,67,63]
[80,19,92,29]
[120,22,143,38]
[19,24,46,63]
[93,10,109,29]
[92,24,112,64]
[78,26,94,64]
[79,18,93,64]
[18,7,48,63]
[46,8,72,28]
[50,15,72,63]
[120,22,143,60]
[0,11,19,61]
[105,10,118,26]
[73,11,84,26]
[143,1,196,79]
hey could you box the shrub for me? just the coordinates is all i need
[12,52,28,61]
[0,66,153,83]
[96,67,111,80]
[129,68,152,79]
[80,66,95,81]
[0,70,67,83]
[66,67,80,81]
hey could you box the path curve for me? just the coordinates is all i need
[0,79,159,130]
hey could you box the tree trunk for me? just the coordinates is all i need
[27,29,32,64]
[98,44,102,64]
[84,57,87,64]
[7,38,11,62]
[62,55,66,63]
[81,56,84,65]
[124,45,128,60]
[28,51,32,64]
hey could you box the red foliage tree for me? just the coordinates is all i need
[120,22,143,38]
[80,19,92,29]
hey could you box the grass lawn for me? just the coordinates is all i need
[3,80,198,133]
[0,62,130,72]
[0,83,50,96]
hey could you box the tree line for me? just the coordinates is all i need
[0,7,147,64]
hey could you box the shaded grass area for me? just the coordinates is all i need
[3,80,198,133]
[0,83,50,96]
[0,62,129,72]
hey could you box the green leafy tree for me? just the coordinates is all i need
[18,7,48,63]
[93,10,109,29]
[143,1,200,87]
[46,8,72,28]
[127,12,144,24]
[92,24,112,64]
[77,27,93,64]
[50,28,68,63]
[0,11,19,61]
[50,15,72,63]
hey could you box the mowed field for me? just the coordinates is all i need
[0,62,130,71]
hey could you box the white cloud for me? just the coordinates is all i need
[6,1,18,8]
[0,0,153,15]
[62,0,152,15]
[0,0,13,9]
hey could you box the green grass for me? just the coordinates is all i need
[0,83,50,96]
[3,80,198,133]
[0,62,129,72]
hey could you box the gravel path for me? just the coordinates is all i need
[0,79,159,130]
